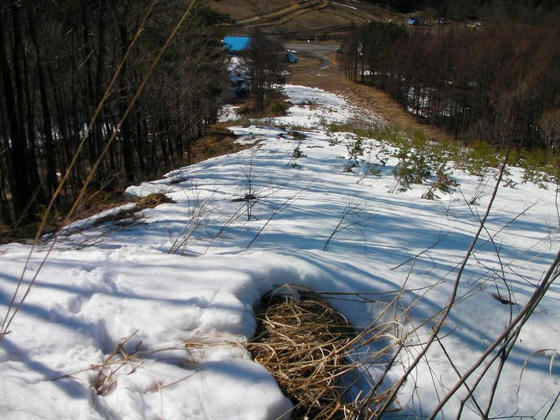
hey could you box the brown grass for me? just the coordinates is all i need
[189,125,251,165]
[208,0,291,24]
[249,296,357,418]
[90,193,175,228]
[209,0,406,39]
[247,288,402,419]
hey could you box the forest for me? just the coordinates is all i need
[343,20,560,151]
[0,1,229,231]
[367,0,560,22]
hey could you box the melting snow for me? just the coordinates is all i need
[1,85,559,419]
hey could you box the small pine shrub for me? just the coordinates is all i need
[270,101,289,116]
[504,178,517,189]
[421,189,436,200]
[468,140,500,174]
[412,130,427,148]
[292,145,306,159]
[432,167,457,193]
[392,145,432,192]
[519,148,555,184]
[344,136,364,172]
[288,145,307,167]
[347,136,364,160]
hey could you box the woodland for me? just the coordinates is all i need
[368,0,560,21]
[342,20,560,150]
[0,1,229,229]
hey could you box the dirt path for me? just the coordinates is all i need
[235,2,301,25]
[236,0,330,27]
[286,44,451,142]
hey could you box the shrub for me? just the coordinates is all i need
[347,136,364,160]
[392,144,432,192]
[288,145,307,167]
[519,148,554,184]
[462,140,500,177]
[345,136,364,172]
[270,100,289,116]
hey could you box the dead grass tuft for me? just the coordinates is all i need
[91,193,175,228]
[136,193,176,209]
[248,287,398,418]
[85,331,245,396]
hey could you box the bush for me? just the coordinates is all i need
[345,136,364,172]
[288,145,307,167]
[270,100,289,116]
[463,140,500,176]
[392,144,432,192]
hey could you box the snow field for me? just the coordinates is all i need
[0,84,559,419]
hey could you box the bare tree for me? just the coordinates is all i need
[243,29,287,112]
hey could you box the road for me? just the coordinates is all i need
[285,42,340,69]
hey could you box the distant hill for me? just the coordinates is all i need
[208,0,407,40]
[361,0,560,22]
[209,0,559,41]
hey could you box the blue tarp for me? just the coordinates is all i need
[224,36,251,52]
[288,51,298,64]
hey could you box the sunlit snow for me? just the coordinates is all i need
[1,85,559,419]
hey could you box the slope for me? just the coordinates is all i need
[0,85,559,418]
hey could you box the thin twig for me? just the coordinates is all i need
[376,151,510,418]
[246,190,303,249]
[543,388,560,420]
[428,249,560,418]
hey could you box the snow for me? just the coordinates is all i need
[1,84,559,419]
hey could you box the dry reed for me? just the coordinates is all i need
[248,289,397,419]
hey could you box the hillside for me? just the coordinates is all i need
[1,1,559,418]
[209,0,406,39]
[1,83,559,418]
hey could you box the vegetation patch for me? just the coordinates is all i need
[92,193,176,228]
[136,193,176,210]
[249,286,358,418]
[248,285,402,418]
[190,126,250,164]
[237,92,291,118]
[288,144,307,167]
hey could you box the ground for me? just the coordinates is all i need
[210,0,409,39]
[0,48,559,420]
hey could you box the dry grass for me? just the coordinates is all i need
[248,289,400,419]
[91,193,175,228]
[136,192,176,210]
[189,125,251,165]
[208,0,291,23]
[208,0,403,38]
[77,331,244,396]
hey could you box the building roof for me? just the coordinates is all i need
[224,36,251,52]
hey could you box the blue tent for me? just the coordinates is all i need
[224,36,251,52]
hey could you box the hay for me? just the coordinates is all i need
[248,287,378,419]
